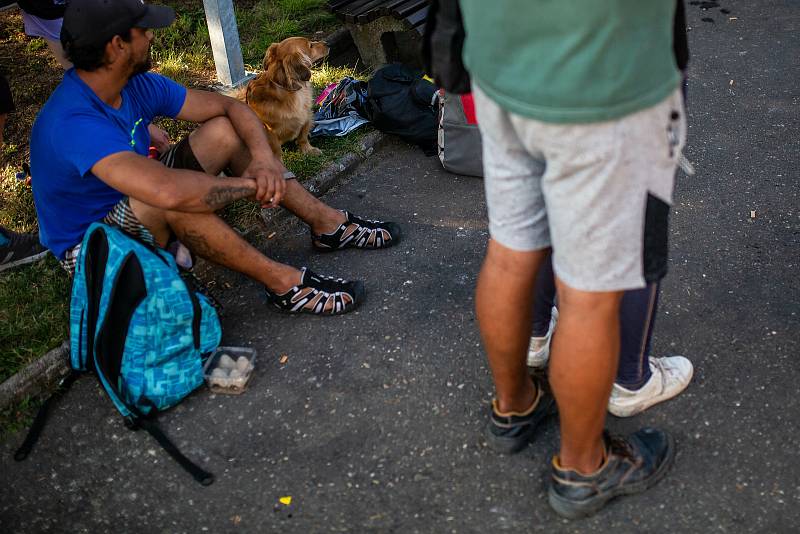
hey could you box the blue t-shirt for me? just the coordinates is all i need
[31,69,187,259]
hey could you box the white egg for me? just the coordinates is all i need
[209,376,228,387]
[229,369,242,379]
[218,354,236,369]
[236,356,250,372]
[211,368,228,378]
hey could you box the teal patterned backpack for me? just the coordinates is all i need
[15,223,221,485]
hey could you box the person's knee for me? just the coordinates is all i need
[188,116,246,173]
[194,116,243,152]
[556,280,623,318]
[484,239,548,277]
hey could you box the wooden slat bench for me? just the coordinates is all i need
[327,0,430,68]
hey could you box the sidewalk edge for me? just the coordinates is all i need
[0,341,70,410]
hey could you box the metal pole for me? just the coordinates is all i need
[202,0,250,87]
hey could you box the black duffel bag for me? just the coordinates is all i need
[365,64,437,155]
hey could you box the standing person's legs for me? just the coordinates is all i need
[617,283,659,387]
[44,38,72,70]
[549,284,622,470]
[528,253,558,368]
[532,252,556,337]
[609,281,694,417]
[20,13,72,70]
[526,260,693,416]
[473,85,556,454]
[516,87,684,518]
[476,241,547,412]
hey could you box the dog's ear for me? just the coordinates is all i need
[281,52,312,90]
[263,43,279,71]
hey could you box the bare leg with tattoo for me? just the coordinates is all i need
[130,116,395,313]
[186,117,347,237]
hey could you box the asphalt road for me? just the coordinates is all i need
[1,1,798,532]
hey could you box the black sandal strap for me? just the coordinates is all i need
[313,211,401,250]
[265,267,364,315]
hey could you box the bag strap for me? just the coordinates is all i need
[91,252,215,486]
[14,370,81,461]
[96,363,214,486]
[135,417,215,486]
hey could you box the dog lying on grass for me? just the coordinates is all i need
[243,37,329,160]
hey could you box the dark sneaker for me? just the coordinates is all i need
[0,227,48,272]
[548,427,676,519]
[312,211,402,251]
[485,375,556,454]
[264,267,365,315]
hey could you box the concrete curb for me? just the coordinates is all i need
[0,131,388,412]
[0,341,70,410]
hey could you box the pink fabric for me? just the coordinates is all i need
[315,82,338,106]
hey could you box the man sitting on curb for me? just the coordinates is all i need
[30,0,401,316]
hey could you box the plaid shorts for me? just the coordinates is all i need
[60,138,204,275]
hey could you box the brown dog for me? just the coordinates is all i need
[244,37,329,159]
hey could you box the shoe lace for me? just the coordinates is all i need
[606,433,635,460]
[649,358,671,392]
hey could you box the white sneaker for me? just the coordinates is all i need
[527,307,558,368]
[608,356,694,417]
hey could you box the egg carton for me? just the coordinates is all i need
[203,346,257,395]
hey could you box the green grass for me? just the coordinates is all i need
[0,256,71,383]
[0,395,43,440]
[0,1,347,387]
[0,169,37,231]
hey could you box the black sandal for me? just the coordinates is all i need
[264,267,365,315]
[312,211,402,251]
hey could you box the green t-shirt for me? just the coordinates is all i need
[459,0,680,123]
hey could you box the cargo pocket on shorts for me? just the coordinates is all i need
[643,193,670,283]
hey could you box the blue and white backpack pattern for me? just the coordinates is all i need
[70,222,221,416]
[15,222,220,485]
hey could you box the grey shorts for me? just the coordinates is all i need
[474,83,686,291]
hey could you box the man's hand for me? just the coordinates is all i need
[147,124,171,154]
[242,155,287,208]
[176,90,284,205]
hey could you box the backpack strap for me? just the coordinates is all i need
[16,225,110,461]
[14,370,81,461]
[93,252,215,486]
[134,417,215,486]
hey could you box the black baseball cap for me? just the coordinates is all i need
[61,0,175,47]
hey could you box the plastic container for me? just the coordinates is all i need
[203,346,257,395]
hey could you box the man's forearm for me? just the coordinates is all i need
[203,182,256,210]
[164,168,257,212]
[224,100,275,162]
